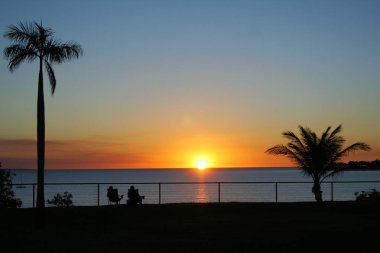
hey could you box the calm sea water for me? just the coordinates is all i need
[10,168,380,207]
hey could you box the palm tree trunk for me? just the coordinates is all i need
[312,180,323,203]
[36,57,45,227]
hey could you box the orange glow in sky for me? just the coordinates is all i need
[1,1,380,169]
[1,132,377,169]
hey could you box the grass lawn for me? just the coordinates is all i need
[1,202,380,252]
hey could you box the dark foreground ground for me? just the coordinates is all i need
[1,202,380,252]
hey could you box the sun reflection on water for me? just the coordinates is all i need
[196,182,208,203]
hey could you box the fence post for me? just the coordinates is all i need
[331,182,334,202]
[97,184,100,206]
[32,184,35,208]
[275,182,278,203]
[218,182,221,203]
[159,183,161,205]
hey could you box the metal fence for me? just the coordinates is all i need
[11,181,380,208]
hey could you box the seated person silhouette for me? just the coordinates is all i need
[107,186,123,205]
[127,186,144,206]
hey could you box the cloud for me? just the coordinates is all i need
[0,138,153,169]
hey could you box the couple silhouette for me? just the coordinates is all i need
[107,185,144,206]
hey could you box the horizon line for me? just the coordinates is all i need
[6,166,298,170]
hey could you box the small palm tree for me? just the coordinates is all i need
[266,125,370,202]
[3,22,83,225]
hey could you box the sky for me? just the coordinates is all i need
[1,0,380,169]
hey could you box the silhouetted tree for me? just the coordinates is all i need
[3,22,82,225]
[266,125,370,202]
[370,159,380,167]
[355,189,380,201]
[47,192,73,207]
[0,162,22,208]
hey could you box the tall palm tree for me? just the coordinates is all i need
[266,125,370,202]
[3,22,82,225]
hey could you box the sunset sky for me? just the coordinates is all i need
[1,0,380,169]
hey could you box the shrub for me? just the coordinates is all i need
[47,192,74,207]
[0,166,22,208]
[355,189,380,202]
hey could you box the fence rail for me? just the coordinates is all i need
[10,181,380,208]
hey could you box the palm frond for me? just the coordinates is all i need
[321,169,344,182]
[299,126,317,149]
[339,142,371,157]
[266,145,307,168]
[44,60,56,95]
[326,125,345,148]
[329,124,343,140]
[282,131,305,149]
[3,22,37,43]
[288,142,313,169]
[3,45,37,71]
[266,145,288,155]
[320,126,331,143]
[61,42,83,59]
[33,22,54,38]
[44,40,83,63]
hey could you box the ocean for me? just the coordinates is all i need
[10,168,380,207]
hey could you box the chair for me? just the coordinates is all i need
[107,186,123,205]
[127,186,144,206]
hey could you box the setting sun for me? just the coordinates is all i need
[194,156,210,170]
[196,160,208,170]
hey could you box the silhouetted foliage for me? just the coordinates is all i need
[266,125,370,203]
[47,192,73,207]
[337,159,380,170]
[0,163,22,208]
[3,21,82,225]
[355,189,380,202]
